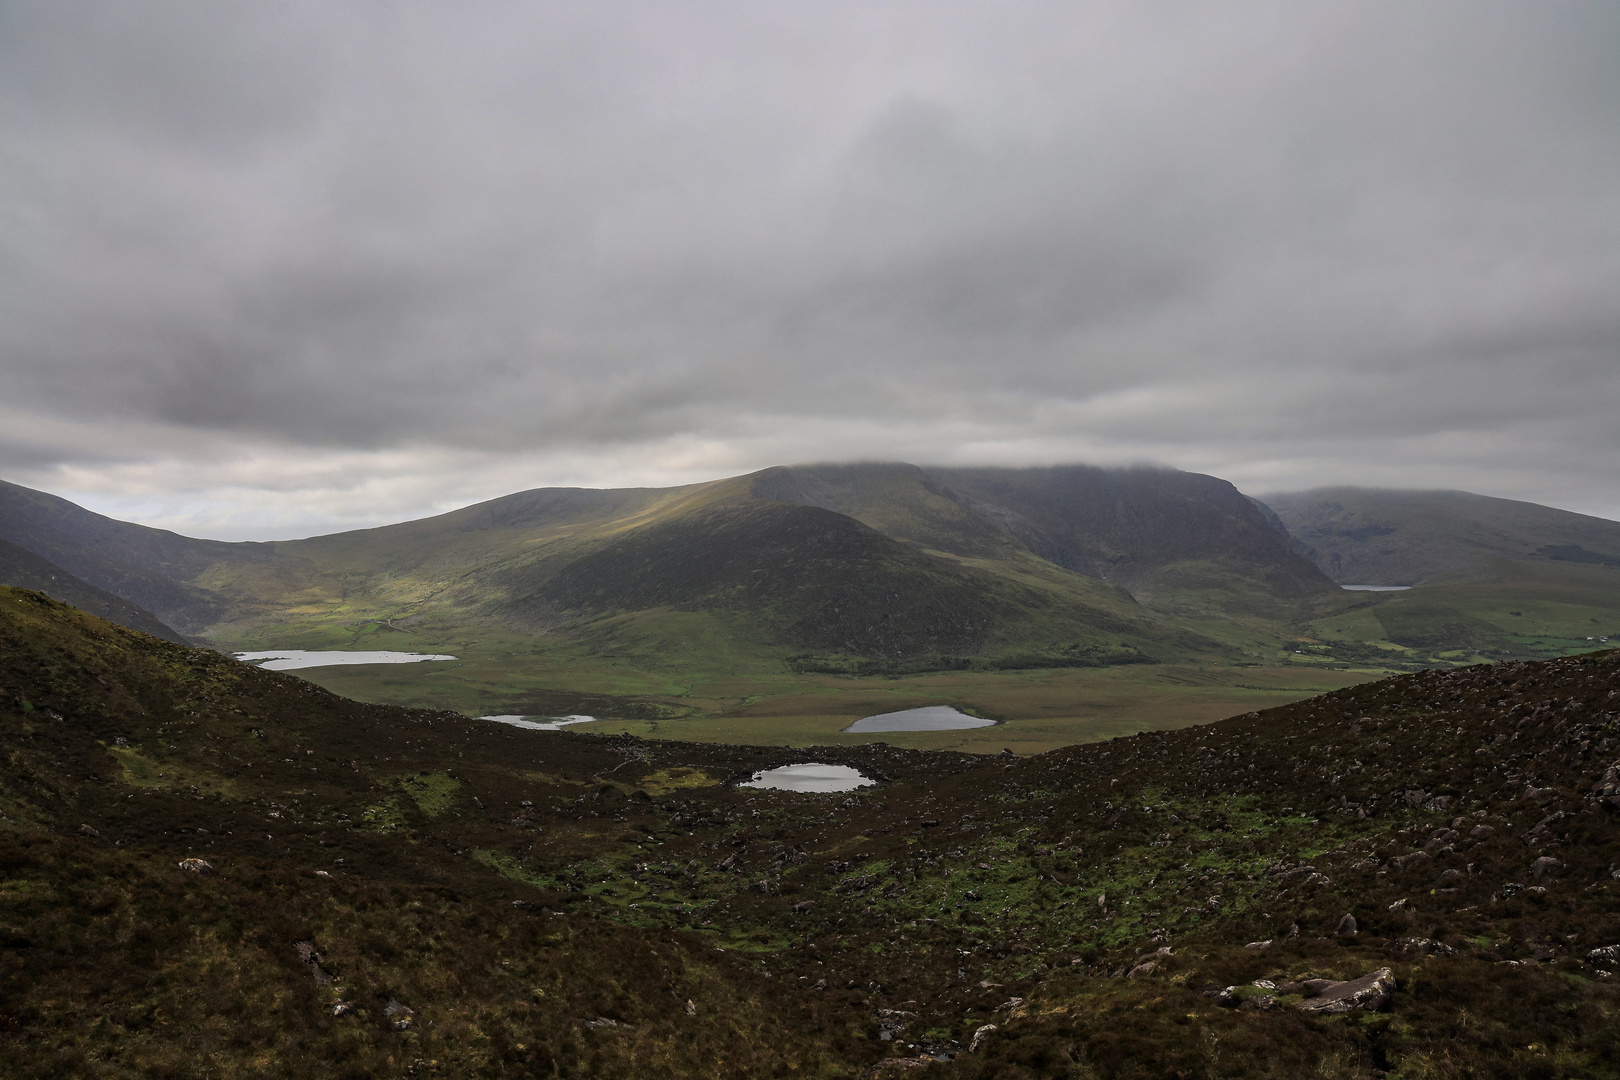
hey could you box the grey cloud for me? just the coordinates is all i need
[0,0,1616,533]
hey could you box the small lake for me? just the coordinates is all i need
[234,650,458,671]
[480,714,599,731]
[844,705,995,733]
[1339,585,1413,592]
[739,764,875,792]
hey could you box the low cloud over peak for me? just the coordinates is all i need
[2,1,1616,538]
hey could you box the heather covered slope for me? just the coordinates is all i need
[6,587,1620,1077]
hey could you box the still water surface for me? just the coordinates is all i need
[1339,585,1412,592]
[234,650,458,670]
[740,764,875,792]
[844,705,994,733]
[480,715,599,731]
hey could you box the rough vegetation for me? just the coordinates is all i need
[6,585,1620,1077]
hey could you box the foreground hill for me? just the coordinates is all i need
[5,586,1620,1077]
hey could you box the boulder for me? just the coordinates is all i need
[1336,913,1358,936]
[1387,937,1456,958]
[1296,968,1395,1014]
[1530,856,1564,880]
[1390,851,1432,871]
[968,1024,998,1053]
[1587,945,1620,969]
[177,858,215,875]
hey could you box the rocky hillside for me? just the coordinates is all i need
[4,586,1620,1077]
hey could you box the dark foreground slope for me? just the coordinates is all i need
[5,586,1620,1078]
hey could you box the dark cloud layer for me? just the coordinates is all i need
[1,1,1616,538]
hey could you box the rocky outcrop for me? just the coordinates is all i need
[1296,968,1396,1014]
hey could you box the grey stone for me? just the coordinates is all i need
[1296,968,1396,1014]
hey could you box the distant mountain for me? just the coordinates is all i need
[1262,487,1620,585]
[0,537,187,643]
[0,464,1343,664]
[0,478,264,632]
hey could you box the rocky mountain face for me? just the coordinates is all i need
[4,588,1620,1077]
[754,462,1337,600]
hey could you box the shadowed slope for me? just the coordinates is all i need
[0,538,186,643]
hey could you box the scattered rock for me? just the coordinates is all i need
[1523,812,1567,846]
[684,999,697,1015]
[792,900,816,913]
[1530,856,1564,880]
[1390,851,1432,870]
[1469,824,1495,839]
[77,824,100,839]
[331,1001,353,1017]
[968,1023,998,1053]
[1127,961,1157,978]
[1387,937,1456,958]
[579,1016,631,1030]
[996,997,1024,1012]
[1587,945,1620,969]
[177,858,215,875]
[1245,940,1271,950]
[385,1000,416,1031]
[1296,968,1395,1014]
[1336,913,1358,936]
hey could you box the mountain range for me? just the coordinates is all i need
[2,466,1617,728]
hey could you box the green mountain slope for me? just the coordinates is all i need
[0,478,260,631]
[0,537,186,643]
[7,589,1620,1076]
[2,465,1333,668]
[1263,487,1620,586]
[1263,488,1620,660]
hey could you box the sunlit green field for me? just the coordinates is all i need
[216,554,1620,755]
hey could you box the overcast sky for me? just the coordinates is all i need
[2,1,1616,540]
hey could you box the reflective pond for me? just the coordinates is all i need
[480,715,599,731]
[234,650,458,671]
[739,763,875,792]
[843,705,994,733]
